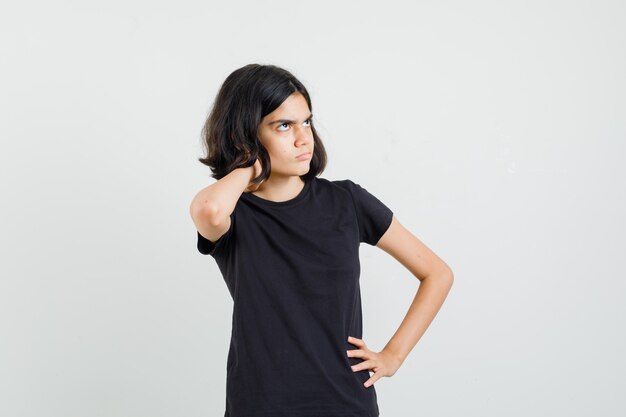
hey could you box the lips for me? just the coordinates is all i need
[296,152,311,158]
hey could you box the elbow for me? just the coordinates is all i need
[443,266,454,285]
[191,200,224,227]
[419,267,454,286]
[431,267,454,286]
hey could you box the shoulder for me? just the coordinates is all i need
[316,176,358,191]
[325,178,369,199]
[311,177,361,200]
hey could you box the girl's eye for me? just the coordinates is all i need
[277,119,312,132]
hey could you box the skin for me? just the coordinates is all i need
[347,219,454,388]
[211,91,454,389]
[247,91,314,201]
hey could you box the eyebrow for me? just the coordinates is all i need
[267,113,313,126]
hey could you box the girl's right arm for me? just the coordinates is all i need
[189,159,263,243]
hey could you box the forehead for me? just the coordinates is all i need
[263,92,310,124]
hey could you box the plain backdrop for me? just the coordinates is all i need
[1,1,624,416]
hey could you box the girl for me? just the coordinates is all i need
[190,63,454,417]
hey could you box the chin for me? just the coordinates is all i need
[297,165,311,174]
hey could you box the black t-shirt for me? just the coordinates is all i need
[196,176,393,417]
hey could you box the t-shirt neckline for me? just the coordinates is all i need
[241,177,312,207]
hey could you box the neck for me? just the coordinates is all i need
[252,175,305,202]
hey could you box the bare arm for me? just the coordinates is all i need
[376,215,454,366]
[189,160,262,241]
[347,215,454,387]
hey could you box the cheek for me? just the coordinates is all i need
[265,138,293,161]
[274,143,289,156]
[265,145,288,162]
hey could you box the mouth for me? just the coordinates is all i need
[296,152,312,160]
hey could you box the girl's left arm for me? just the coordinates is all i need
[347,215,453,387]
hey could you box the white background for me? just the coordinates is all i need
[1,1,624,416]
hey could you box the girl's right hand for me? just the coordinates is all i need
[244,157,264,192]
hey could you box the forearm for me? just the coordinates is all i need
[382,272,453,365]
[190,167,252,223]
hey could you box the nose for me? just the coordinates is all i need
[293,124,311,146]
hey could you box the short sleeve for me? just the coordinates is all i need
[196,213,235,257]
[340,179,394,246]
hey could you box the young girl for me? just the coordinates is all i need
[190,64,454,417]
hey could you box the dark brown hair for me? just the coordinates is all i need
[198,63,327,185]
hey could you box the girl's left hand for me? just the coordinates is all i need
[346,335,403,388]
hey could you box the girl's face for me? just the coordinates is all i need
[257,92,314,179]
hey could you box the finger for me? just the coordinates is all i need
[347,349,366,359]
[363,373,382,388]
[351,359,373,372]
[347,336,365,347]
